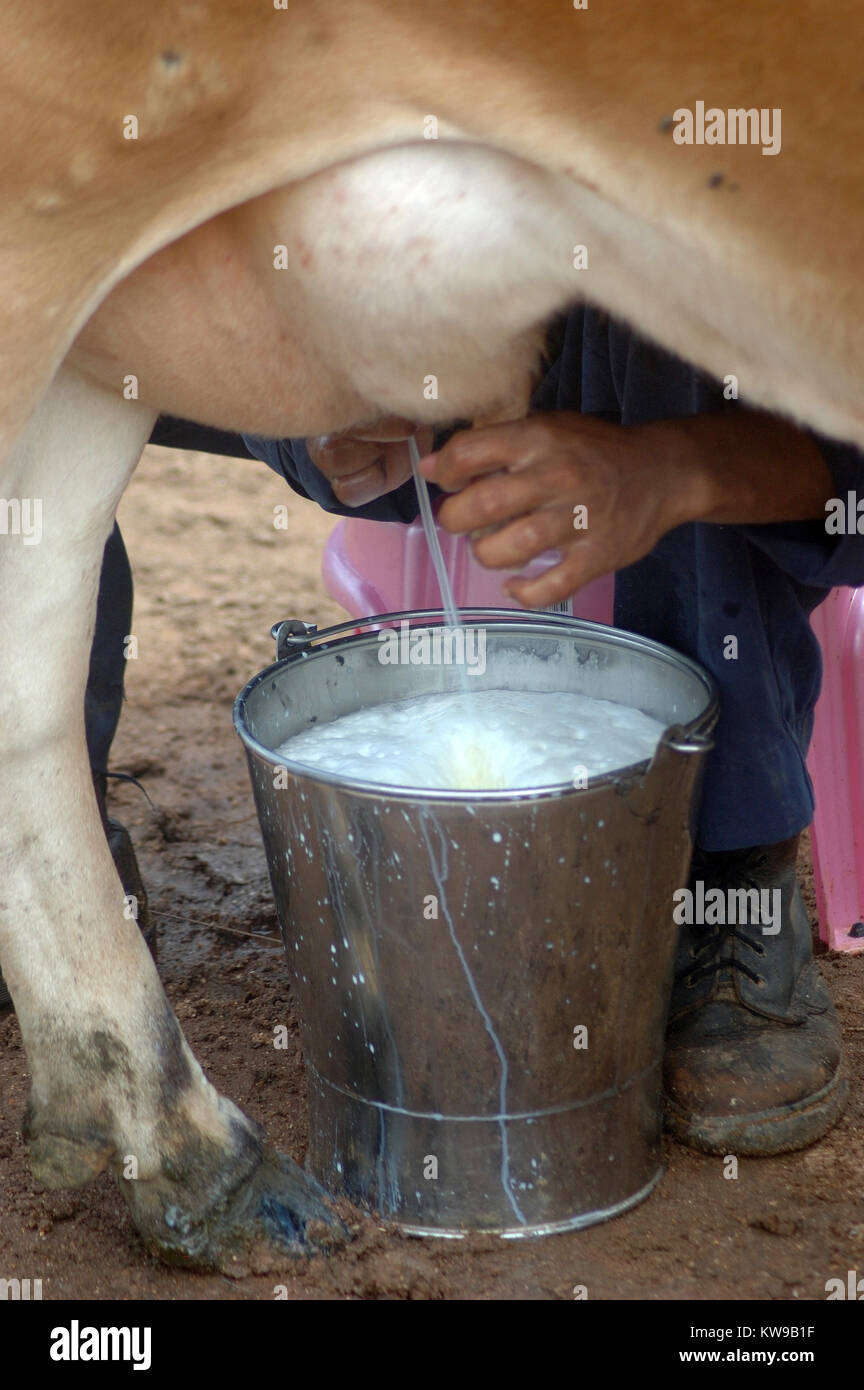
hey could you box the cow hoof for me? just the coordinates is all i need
[137,1143,348,1275]
[26,1076,347,1273]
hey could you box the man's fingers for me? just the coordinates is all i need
[330,431,434,505]
[506,546,608,610]
[470,508,575,570]
[437,466,570,535]
[309,433,382,479]
[312,423,433,505]
[421,420,541,493]
[330,456,390,505]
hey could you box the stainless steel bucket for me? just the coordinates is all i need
[234,609,717,1237]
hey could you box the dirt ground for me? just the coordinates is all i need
[1,443,863,1301]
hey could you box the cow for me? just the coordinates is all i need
[1,0,862,1270]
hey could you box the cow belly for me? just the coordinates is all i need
[72,143,582,436]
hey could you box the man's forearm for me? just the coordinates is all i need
[648,409,836,529]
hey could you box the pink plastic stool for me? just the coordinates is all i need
[807,586,864,953]
[322,515,615,625]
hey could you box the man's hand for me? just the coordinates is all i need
[307,416,433,507]
[419,410,835,609]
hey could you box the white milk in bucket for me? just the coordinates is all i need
[276,687,665,792]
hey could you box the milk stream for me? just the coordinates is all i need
[408,435,474,706]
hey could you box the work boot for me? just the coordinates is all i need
[664,835,848,1155]
[0,775,155,1015]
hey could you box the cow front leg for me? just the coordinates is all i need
[0,367,341,1270]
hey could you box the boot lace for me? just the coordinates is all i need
[676,857,770,990]
[678,919,766,990]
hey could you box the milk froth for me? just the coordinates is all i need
[276,687,664,791]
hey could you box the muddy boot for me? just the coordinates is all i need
[664,835,848,1155]
[0,777,155,1016]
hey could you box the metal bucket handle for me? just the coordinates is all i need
[271,607,608,662]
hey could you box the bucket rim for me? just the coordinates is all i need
[233,609,718,802]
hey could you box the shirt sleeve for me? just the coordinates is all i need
[734,432,864,590]
[242,433,422,523]
[150,415,255,460]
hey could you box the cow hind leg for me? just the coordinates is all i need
[0,367,342,1270]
